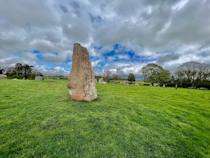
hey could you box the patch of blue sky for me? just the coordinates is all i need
[32,49,43,60]
[93,44,103,50]
[89,13,103,26]
[102,43,156,63]
[32,49,70,71]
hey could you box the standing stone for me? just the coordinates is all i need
[68,43,97,101]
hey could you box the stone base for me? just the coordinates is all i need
[70,94,97,102]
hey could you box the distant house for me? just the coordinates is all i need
[0,74,7,80]
[98,77,107,84]
[120,81,129,85]
[35,75,44,80]
[32,70,44,80]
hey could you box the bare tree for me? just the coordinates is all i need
[175,61,210,88]
[103,71,111,82]
[15,63,23,79]
[128,73,135,83]
[22,64,33,79]
[112,73,120,80]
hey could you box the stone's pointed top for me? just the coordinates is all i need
[74,43,86,49]
[73,43,88,55]
[74,43,81,47]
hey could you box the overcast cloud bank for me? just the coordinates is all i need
[0,0,210,76]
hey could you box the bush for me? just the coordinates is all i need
[128,73,135,83]
[196,80,210,89]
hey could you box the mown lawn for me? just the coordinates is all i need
[0,80,210,158]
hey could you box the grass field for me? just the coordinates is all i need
[0,80,210,158]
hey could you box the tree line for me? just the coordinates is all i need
[1,61,210,89]
[1,63,43,79]
[102,61,210,89]
[142,61,210,89]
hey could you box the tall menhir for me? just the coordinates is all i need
[68,43,97,101]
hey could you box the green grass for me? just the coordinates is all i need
[0,80,210,158]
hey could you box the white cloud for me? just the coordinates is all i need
[35,65,69,76]
[172,0,189,11]
[0,0,209,76]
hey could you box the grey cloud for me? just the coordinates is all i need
[157,54,179,64]
[0,0,209,75]
[35,65,69,76]
[0,0,57,30]
[94,0,210,51]
[59,5,68,14]
[43,52,69,63]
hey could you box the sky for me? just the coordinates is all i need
[0,0,210,77]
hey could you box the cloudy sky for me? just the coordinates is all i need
[0,0,210,77]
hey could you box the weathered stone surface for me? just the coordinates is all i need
[68,43,97,101]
